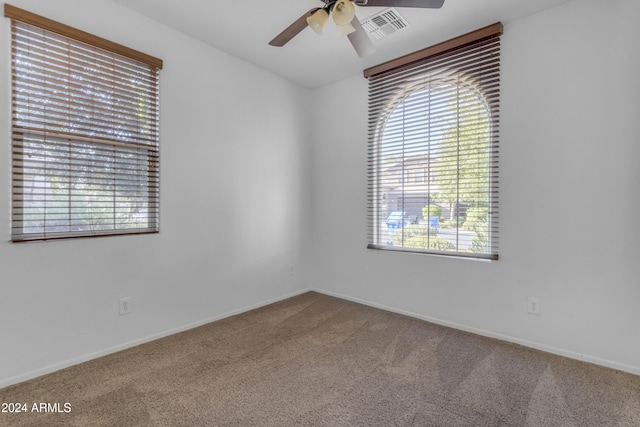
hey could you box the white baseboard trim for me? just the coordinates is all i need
[0,288,311,389]
[313,288,640,377]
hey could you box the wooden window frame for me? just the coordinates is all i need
[365,23,502,260]
[5,4,163,242]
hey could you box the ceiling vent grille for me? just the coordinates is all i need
[361,8,410,40]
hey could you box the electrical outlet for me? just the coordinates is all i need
[119,297,132,315]
[527,297,540,315]
[289,264,295,275]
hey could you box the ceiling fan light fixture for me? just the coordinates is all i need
[332,0,356,26]
[306,8,329,35]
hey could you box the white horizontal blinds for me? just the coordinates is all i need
[366,24,501,259]
[9,10,161,242]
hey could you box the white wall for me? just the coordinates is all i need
[309,0,640,374]
[0,0,312,386]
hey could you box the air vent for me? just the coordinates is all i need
[361,8,410,40]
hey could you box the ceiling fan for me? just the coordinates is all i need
[269,0,445,58]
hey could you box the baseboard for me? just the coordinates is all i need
[5,286,636,389]
[313,288,640,377]
[0,288,311,389]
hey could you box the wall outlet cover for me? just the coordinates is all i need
[119,297,132,315]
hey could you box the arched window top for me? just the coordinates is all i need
[378,68,495,150]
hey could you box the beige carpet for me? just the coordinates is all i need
[1,291,639,426]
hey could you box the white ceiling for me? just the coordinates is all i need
[111,0,573,89]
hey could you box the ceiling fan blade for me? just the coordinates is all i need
[354,0,444,8]
[269,8,321,47]
[348,18,376,58]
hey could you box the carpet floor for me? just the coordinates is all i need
[1,291,639,426]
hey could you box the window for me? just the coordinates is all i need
[5,4,163,242]
[365,23,501,259]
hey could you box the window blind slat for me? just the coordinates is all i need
[12,77,158,113]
